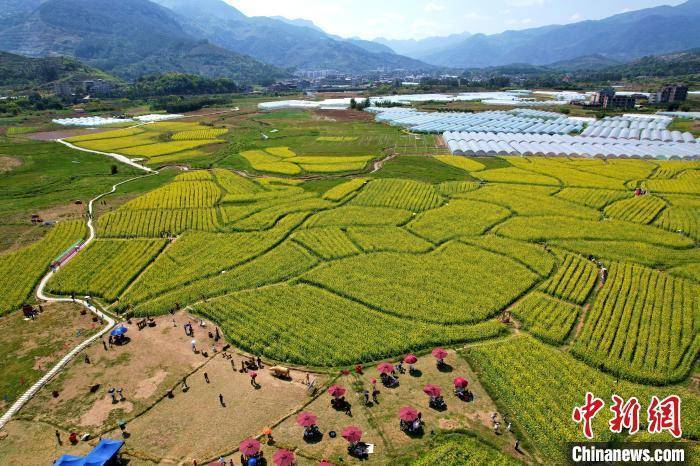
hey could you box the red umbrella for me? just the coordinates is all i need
[454,377,469,388]
[432,348,448,360]
[341,426,363,443]
[239,438,261,456]
[370,378,377,385]
[403,354,418,364]
[398,406,419,422]
[273,449,295,466]
[318,461,334,466]
[328,385,346,398]
[377,362,394,374]
[250,371,258,378]
[296,412,318,427]
[423,384,442,397]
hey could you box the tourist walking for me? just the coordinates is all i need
[204,372,210,384]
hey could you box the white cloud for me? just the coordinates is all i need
[424,2,445,13]
[570,12,581,21]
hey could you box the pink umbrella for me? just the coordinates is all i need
[239,438,261,456]
[377,362,394,374]
[318,461,334,466]
[403,354,418,364]
[341,426,363,444]
[328,385,346,398]
[454,377,469,388]
[423,384,442,397]
[273,449,295,466]
[432,348,448,360]
[250,371,258,378]
[370,378,377,385]
[296,412,318,428]
[398,406,419,422]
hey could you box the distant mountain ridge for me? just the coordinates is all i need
[0,0,284,82]
[374,32,472,59]
[152,0,433,72]
[418,0,700,68]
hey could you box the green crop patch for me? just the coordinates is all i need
[435,155,485,173]
[346,226,433,253]
[460,234,555,276]
[304,205,414,228]
[555,188,628,209]
[572,262,699,384]
[540,254,598,304]
[475,167,560,186]
[463,335,700,464]
[408,200,510,242]
[303,242,538,324]
[351,179,443,212]
[604,195,667,224]
[511,291,579,344]
[194,284,504,366]
[47,239,166,302]
[292,227,360,260]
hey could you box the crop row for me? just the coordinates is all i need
[292,227,360,260]
[171,128,228,140]
[654,206,699,241]
[346,227,432,253]
[47,239,166,302]
[555,188,628,209]
[66,127,145,143]
[121,220,301,305]
[130,240,318,315]
[463,335,700,463]
[303,242,538,324]
[97,208,220,237]
[322,178,367,201]
[411,435,519,466]
[351,179,444,212]
[435,181,480,197]
[175,171,212,182]
[316,136,357,142]
[509,158,625,190]
[460,184,599,219]
[194,283,505,366]
[460,234,555,276]
[572,262,699,384]
[74,134,158,152]
[303,206,413,229]
[120,140,223,158]
[568,158,655,182]
[540,254,598,304]
[475,167,559,186]
[407,200,510,243]
[495,216,694,248]
[511,291,579,344]
[213,169,263,196]
[233,197,333,231]
[604,195,667,224]
[122,181,221,210]
[0,220,87,314]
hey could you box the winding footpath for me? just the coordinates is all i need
[0,156,155,429]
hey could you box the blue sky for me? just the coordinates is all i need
[227,0,686,40]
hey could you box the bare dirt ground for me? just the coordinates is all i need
[272,349,529,465]
[0,156,21,173]
[5,311,328,465]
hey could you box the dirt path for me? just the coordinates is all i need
[0,167,156,429]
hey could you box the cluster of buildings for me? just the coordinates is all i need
[585,84,688,110]
[267,70,433,93]
[53,79,118,100]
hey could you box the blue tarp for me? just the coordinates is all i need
[54,439,124,466]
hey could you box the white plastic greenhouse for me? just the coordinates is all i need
[443,131,700,159]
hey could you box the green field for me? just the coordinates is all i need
[1,106,699,465]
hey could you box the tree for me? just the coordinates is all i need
[110,164,118,175]
[349,98,357,110]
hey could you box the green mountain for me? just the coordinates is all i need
[421,0,700,68]
[0,0,284,83]
[0,51,116,87]
[152,0,433,72]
